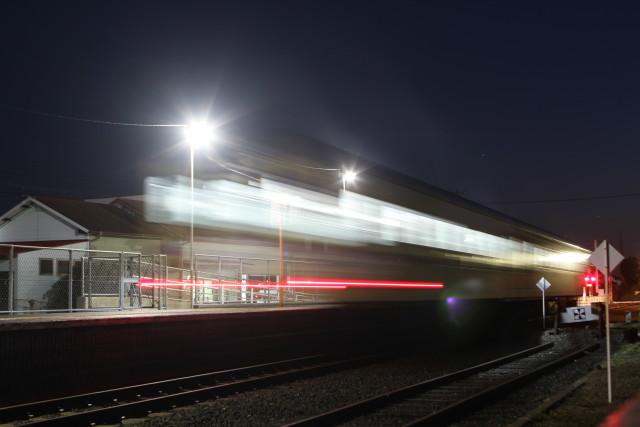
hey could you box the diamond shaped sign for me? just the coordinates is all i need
[536,277,551,292]
[589,241,624,274]
[609,245,624,271]
[589,241,607,274]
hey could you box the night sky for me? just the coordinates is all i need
[1,1,639,254]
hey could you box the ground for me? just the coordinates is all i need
[533,335,640,426]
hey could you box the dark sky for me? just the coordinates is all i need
[1,1,639,254]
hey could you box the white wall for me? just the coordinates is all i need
[0,205,87,242]
[15,242,89,310]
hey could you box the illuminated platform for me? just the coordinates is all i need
[0,304,341,332]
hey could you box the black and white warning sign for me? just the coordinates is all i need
[573,307,587,320]
[561,306,598,324]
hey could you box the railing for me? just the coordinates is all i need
[192,254,327,306]
[0,243,332,315]
[0,244,168,314]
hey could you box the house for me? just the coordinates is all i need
[0,195,283,310]
[0,196,187,310]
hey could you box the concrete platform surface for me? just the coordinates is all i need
[0,304,341,331]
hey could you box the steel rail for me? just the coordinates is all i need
[406,342,599,426]
[283,342,560,427]
[1,353,381,426]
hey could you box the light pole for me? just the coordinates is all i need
[184,122,216,306]
[342,169,357,191]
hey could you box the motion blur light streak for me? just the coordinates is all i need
[138,277,443,290]
[139,278,347,290]
[286,278,444,289]
[145,176,590,270]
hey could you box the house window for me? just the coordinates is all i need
[57,260,70,275]
[39,259,54,275]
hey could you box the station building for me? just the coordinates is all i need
[0,196,278,310]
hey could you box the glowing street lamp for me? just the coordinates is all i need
[342,169,357,191]
[184,121,217,305]
[185,122,215,149]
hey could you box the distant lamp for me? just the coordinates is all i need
[184,122,216,149]
[342,169,358,191]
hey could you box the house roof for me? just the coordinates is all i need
[1,196,187,240]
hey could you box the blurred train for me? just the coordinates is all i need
[144,130,590,304]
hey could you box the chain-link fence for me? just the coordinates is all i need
[0,243,335,314]
[193,254,327,305]
[0,244,168,314]
[138,255,168,308]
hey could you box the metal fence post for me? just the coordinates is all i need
[137,253,142,308]
[163,255,168,310]
[239,258,245,303]
[119,252,124,310]
[151,255,157,309]
[80,256,85,297]
[218,256,224,304]
[266,260,271,302]
[194,254,199,307]
[8,245,14,314]
[87,256,93,309]
[68,250,73,312]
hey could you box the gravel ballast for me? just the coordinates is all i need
[127,329,598,427]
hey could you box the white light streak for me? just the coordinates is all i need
[145,176,589,270]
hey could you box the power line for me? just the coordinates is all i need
[291,163,341,171]
[484,191,640,205]
[0,104,184,127]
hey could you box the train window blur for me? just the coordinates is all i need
[145,176,589,271]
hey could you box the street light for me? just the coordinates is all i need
[185,122,215,149]
[184,121,217,306]
[342,169,358,191]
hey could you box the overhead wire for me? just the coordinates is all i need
[0,104,184,127]
[290,163,341,171]
[3,104,358,186]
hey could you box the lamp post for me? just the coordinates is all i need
[184,122,216,306]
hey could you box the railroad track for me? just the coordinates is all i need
[0,353,382,426]
[284,341,600,426]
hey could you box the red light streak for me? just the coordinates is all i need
[287,277,444,289]
[138,278,346,290]
[138,277,443,290]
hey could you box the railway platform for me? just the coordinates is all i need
[1,301,460,406]
[1,304,371,405]
[0,304,339,332]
